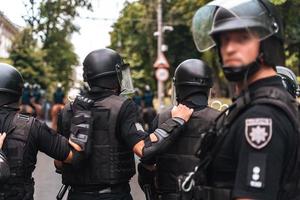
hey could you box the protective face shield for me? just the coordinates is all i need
[171,78,178,106]
[116,63,135,96]
[192,0,279,52]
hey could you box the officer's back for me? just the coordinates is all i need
[58,48,194,200]
[0,63,76,200]
[150,59,220,200]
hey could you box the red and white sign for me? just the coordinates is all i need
[155,68,169,82]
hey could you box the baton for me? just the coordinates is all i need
[56,184,70,200]
[143,184,153,200]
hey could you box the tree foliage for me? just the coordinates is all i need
[110,0,300,96]
[110,1,157,90]
[9,28,52,89]
[9,0,92,91]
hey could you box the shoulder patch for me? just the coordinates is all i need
[135,123,145,132]
[245,118,272,149]
[18,114,30,121]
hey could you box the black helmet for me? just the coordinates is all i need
[83,48,123,89]
[210,0,284,67]
[276,66,299,98]
[174,59,213,101]
[192,0,284,82]
[0,63,24,96]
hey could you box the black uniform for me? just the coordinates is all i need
[0,105,71,200]
[59,90,147,200]
[152,95,219,200]
[203,76,298,200]
[62,48,188,200]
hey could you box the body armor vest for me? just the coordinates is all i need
[0,110,34,199]
[156,106,219,193]
[62,95,136,186]
[195,86,300,200]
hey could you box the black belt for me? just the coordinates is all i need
[195,186,232,200]
[70,183,130,194]
[70,187,112,194]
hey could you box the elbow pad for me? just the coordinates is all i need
[0,150,10,183]
[142,117,185,159]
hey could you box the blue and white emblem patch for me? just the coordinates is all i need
[245,118,272,149]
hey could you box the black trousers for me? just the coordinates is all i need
[67,190,133,200]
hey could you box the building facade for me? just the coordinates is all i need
[0,11,19,58]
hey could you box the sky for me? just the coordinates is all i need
[0,0,128,64]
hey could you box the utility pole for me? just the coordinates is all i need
[154,0,169,112]
[157,0,162,55]
[157,0,163,111]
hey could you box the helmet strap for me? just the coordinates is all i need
[222,56,262,82]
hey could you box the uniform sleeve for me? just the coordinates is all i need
[231,105,291,200]
[30,120,71,161]
[119,100,148,149]
[149,115,159,133]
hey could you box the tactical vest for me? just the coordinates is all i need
[0,110,34,199]
[62,95,136,186]
[156,107,220,193]
[195,86,300,200]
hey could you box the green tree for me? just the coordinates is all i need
[277,1,300,74]
[110,0,217,93]
[9,28,52,88]
[110,1,157,90]
[110,0,300,96]
[18,0,92,90]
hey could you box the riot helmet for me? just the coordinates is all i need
[173,59,213,102]
[276,66,299,98]
[0,63,24,105]
[192,0,284,82]
[83,48,134,95]
[33,83,40,90]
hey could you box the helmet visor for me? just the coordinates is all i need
[116,63,135,96]
[192,0,279,52]
[171,79,178,106]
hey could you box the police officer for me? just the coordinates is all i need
[21,82,32,106]
[143,85,154,108]
[32,84,42,104]
[57,48,193,200]
[0,63,82,200]
[145,59,220,200]
[53,83,65,105]
[276,66,300,98]
[142,85,156,131]
[52,83,65,130]
[188,0,299,199]
[20,82,35,115]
